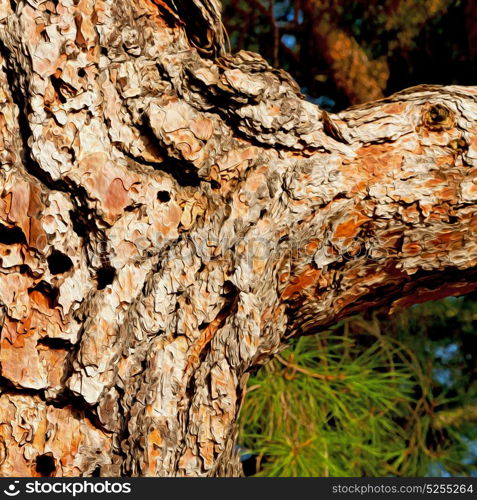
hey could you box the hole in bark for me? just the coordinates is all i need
[35,454,56,476]
[96,265,116,289]
[69,210,88,238]
[448,215,459,224]
[154,157,201,187]
[0,224,27,245]
[157,190,171,203]
[19,264,30,274]
[223,280,238,298]
[141,358,147,373]
[29,281,59,307]
[37,337,73,349]
[210,180,221,190]
[77,68,86,77]
[429,104,449,123]
[47,250,73,275]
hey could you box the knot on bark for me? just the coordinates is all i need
[423,103,455,130]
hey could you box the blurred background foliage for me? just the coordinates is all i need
[221,0,477,110]
[223,0,477,476]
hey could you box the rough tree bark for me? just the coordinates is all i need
[0,0,476,477]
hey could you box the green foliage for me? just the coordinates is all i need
[238,297,477,477]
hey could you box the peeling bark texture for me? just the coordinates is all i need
[0,0,476,478]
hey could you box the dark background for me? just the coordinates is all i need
[222,0,477,110]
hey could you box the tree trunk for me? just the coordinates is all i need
[0,0,476,477]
